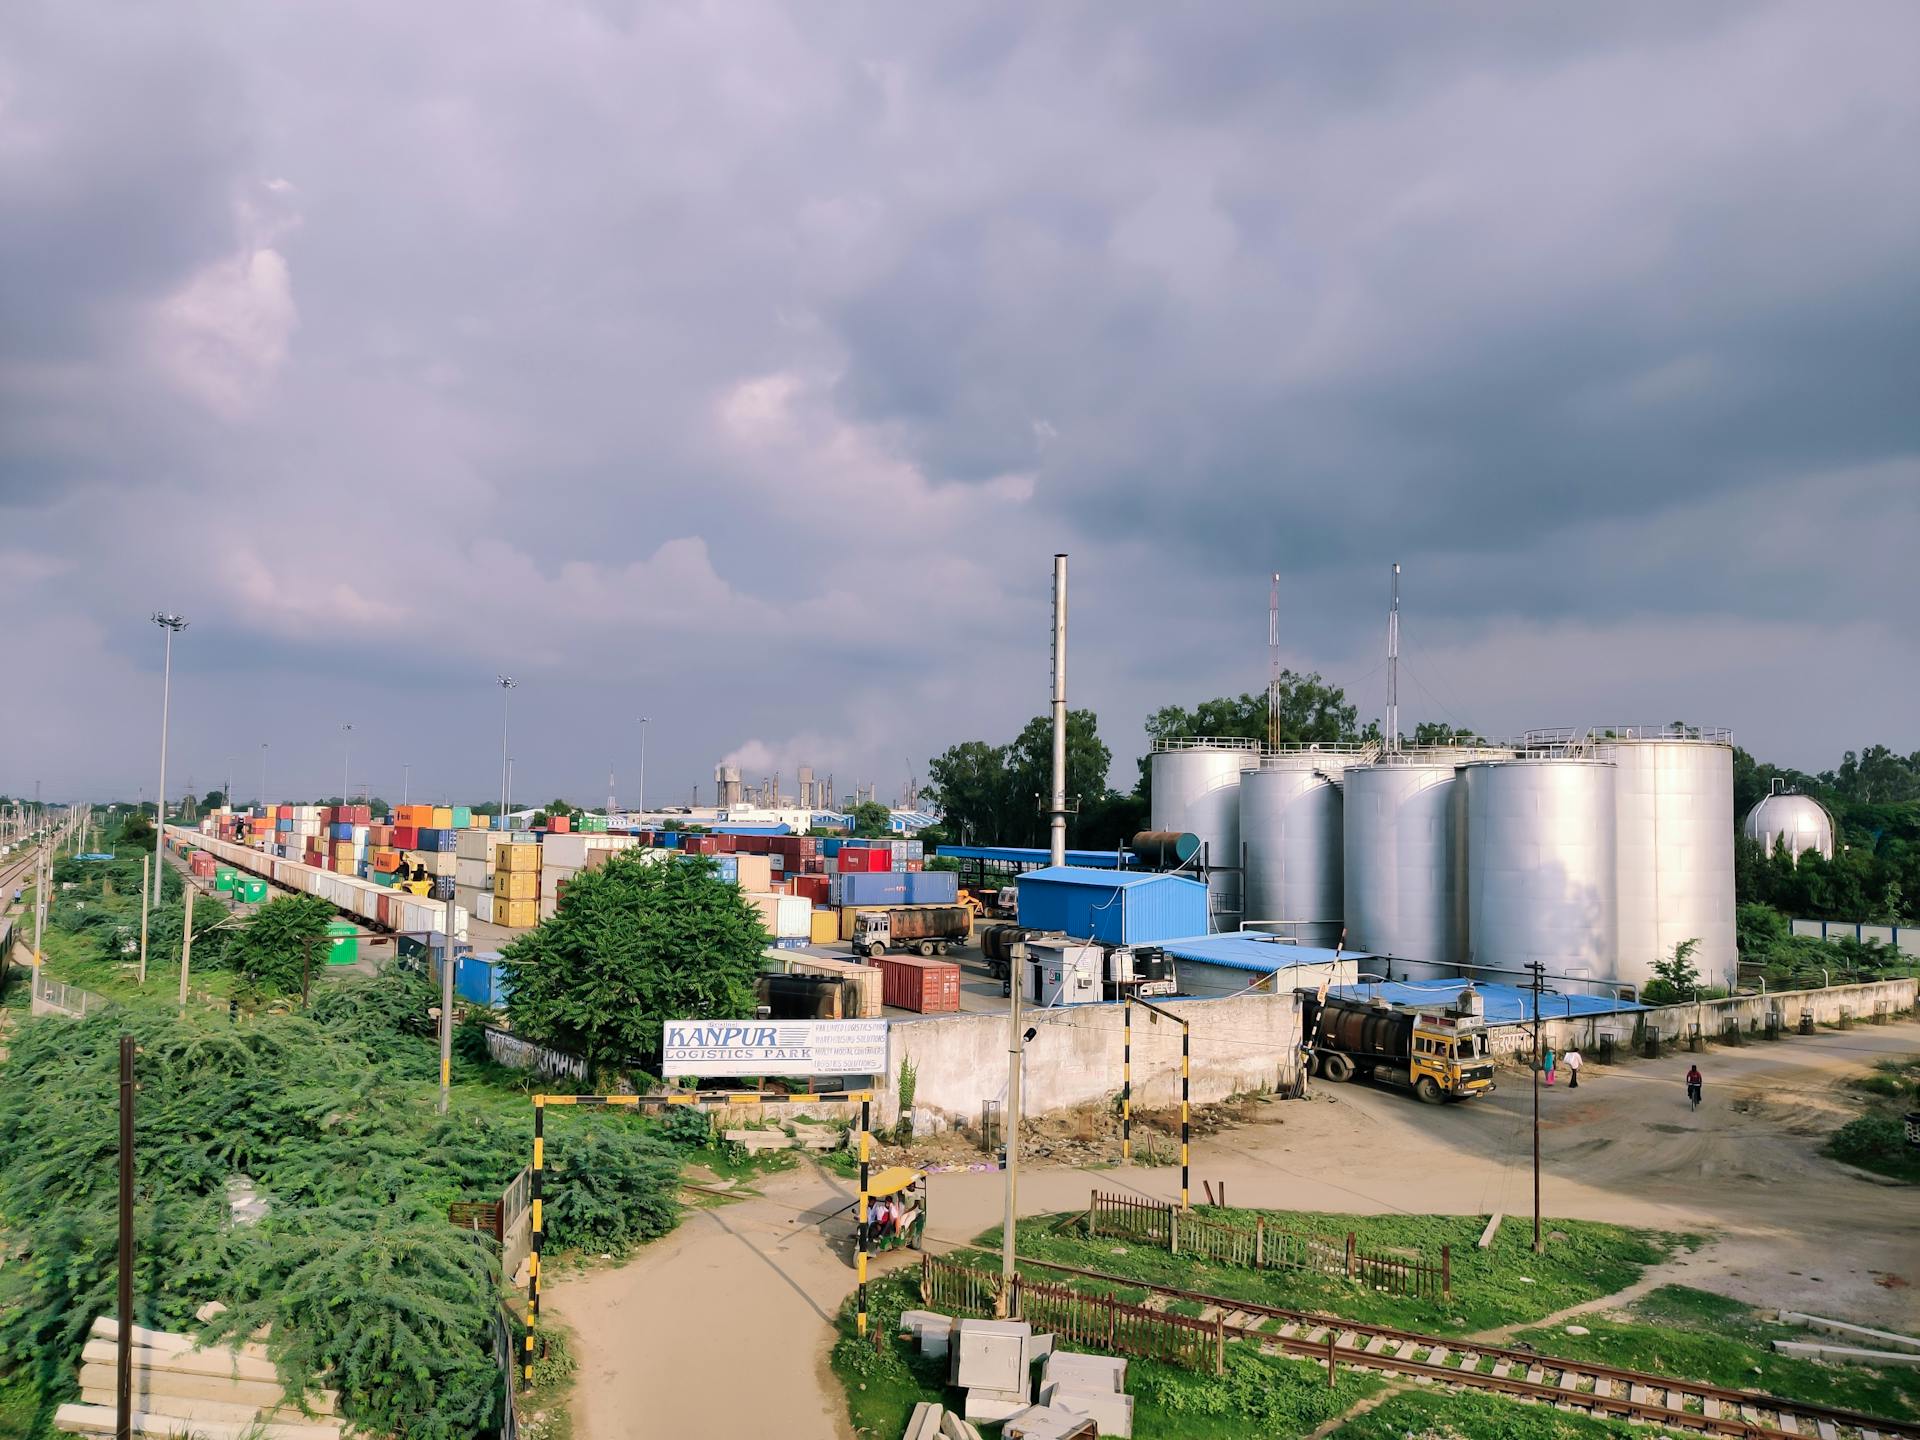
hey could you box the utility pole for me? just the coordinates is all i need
[1387,563,1401,753]
[341,723,353,804]
[403,763,411,807]
[260,742,269,808]
[497,677,517,818]
[138,857,151,984]
[638,716,650,817]
[438,930,455,1115]
[1529,960,1545,1255]
[116,1035,135,1440]
[178,887,195,1014]
[1001,940,1027,1310]
[151,612,188,911]
[1048,554,1068,868]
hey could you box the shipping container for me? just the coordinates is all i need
[832,871,909,906]
[876,955,960,1014]
[810,907,840,945]
[495,844,541,873]
[475,891,495,925]
[496,898,538,928]
[494,870,538,900]
[455,952,511,1007]
[902,871,958,905]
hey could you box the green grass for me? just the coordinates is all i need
[971,1208,1687,1335]
[1827,1055,1920,1183]
[1331,1388,1642,1439]
[1516,1285,1920,1420]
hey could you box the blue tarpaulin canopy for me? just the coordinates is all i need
[1327,980,1645,1026]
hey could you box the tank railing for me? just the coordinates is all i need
[1151,736,1263,753]
[1523,724,1733,745]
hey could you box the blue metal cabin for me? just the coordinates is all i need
[1015,866,1209,945]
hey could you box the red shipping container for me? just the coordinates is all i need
[351,804,372,824]
[905,860,924,872]
[841,848,890,873]
[791,874,830,905]
[551,815,571,834]
[875,956,960,1014]
[369,825,392,846]
[391,826,418,850]
[376,895,393,928]
[683,835,719,855]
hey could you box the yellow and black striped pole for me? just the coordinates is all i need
[525,1095,545,1387]
[1179,1019,1190,1211]
[1121,998,1132,1164]
[856,1095,871,1338]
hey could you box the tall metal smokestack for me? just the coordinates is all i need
[1049,553,1068,867]
[1387,562,1401,752]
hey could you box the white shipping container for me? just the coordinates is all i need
[746,892,812,939]
[454,856,491,889]
[475,891,495,925]
[540,863,580,899]
[352,825,369,843]
[455,884,484,915]
[455,829,500,861]
[420,851,456,878]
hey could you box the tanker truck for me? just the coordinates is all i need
[1298,990,1495,1104]
[850,904,972,959]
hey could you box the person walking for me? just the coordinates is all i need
[1542,1042,1557,1086]
[1685,1064,1703,1111]
[1563,1046,1583,1090]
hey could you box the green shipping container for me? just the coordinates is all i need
[326,920,359,965]
[452,806,473,828]
[237,878,267,903]
[214,867,237,892]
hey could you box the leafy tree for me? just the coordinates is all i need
[201,788,227,811]
[118,814,155,848]
[500,854,769,1082]
[1139,673,1372,793]
[925,709,1117,848]
[1641,938,1702,1005]
[850,800,894,837]
[923,739,1013,845]
[1412,721,1487,746]
[221,894,335,1002]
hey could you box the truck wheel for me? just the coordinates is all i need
[1414,1075,1443,1105]
[865,943,885,959]
[1322,1052,1355,1083]
[917,940,936,957]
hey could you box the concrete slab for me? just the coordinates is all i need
[938,1411,983,1440]
[1041,1352,1126,1392]
[1038,1386,1134,1437]
[963,1387,1033,1424]
[1773,1340,1920,1370]
[952,1319,1032,1393]
[903,1400,945,1440]
[1000,1405,1101,1440]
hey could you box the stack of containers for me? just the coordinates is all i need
[538,832,642,918]
[493,836,541,928]
[454,828,501,923]
[746,892,813,949]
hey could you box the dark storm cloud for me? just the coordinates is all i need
[2,0,1915,800]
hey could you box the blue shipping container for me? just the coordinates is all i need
[1015,866,1210,945]
[455,954,511,1007]
[821,838,842,856]
[902,871,959,905]
[654,832,682,849]
[331,822,354,840]
[832,872,909,907]
[715,855,739,880]
[418,829,457,852]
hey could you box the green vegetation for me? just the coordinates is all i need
[973,1209,1682,1335]
[1516,1285,1919,1420]
[498,853,769,1083]
[0,956,681,1440]
[1130,1349,1378,1437]
[1640,937,1703,1005]
[1828,1055,1920,1182]
[849,800,895,838]
[1331,1389,1641,1439]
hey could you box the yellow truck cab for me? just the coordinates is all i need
[1303,992,1497,1103]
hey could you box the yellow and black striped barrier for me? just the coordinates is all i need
[1127,997,1190,1210]
[524,1089,876,1387]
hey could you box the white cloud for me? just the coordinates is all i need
[148,244,297,418]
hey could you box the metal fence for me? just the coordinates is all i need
[32,974,109,1018]
[492,1308,520,1440]
[1086,1190,1448,1300]
[919,1255,1223,1374]
[449,1165,534,1282]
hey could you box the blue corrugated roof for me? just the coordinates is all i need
[1160,934,1376,975]
[1327,980,1645,1026]
[934,845,1139,869]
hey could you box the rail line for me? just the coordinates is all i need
[1012,1254,1918,1440]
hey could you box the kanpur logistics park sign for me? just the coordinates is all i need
[662,1019,889,1078]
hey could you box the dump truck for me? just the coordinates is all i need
[1298,990,1495,1103]
[850,904,971,959]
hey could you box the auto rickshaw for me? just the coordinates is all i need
[863,1166,928,1253]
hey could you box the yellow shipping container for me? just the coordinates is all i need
[430,806,454,830]
[332,841,357,859]
[493,870,538,900]
[809,908,839,945]
[495,898,539,928]
[495,844,542,873]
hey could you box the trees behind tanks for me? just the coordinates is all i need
[499,853,768,1083]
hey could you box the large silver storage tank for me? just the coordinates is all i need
[1465,757,1618,982]
[1240,747,1357,949]
[1601,730,1735,992]
[1342,755,1473,981]
[1149,740,1260,924]
[1743,790,1835,863]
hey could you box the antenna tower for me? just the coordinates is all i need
[1267,571,1281,749]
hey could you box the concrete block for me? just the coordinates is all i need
[1771,1340,1920,1370]
[951,1318,1031,1392]
[1000,1405,1100,1440]
[938,1411,984,1440]
[963,1386,1033,1424]
[903,1400,945,1440]
[1041,1351,1127,1393]
[1777,1313,1920,1353]
[1029,1332,1056,1362]
[55,1402,342,1440]
[1037,1386,1134,1436]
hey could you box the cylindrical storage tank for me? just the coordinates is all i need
[1742,792,1835,863]
[1342,758,1470,981]
[1603,733,1735,992]
[1465,758,1618,983]
[1241,752,1350,949]
[1131,830,1200,867]
[1149,742,1260,922]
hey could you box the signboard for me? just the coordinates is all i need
[663,1019,889,1078]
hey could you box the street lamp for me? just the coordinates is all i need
[260,742,268,808]
[637,716,650,818]
[497,677,517,819]
[151,612,187,908]
[341,723,353,805]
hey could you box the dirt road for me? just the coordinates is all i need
[549,1019,1920,1438]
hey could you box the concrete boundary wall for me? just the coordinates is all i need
[882,992,1301,1128]
[1521,977,1916,1055]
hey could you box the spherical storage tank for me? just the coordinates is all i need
[1466,758,1618,982]
[1342,757,1470,981]
[1602,733,1735,991]
[1743,792,1835,863]
[1241,750,1352,949]
[1150,741,1260,921]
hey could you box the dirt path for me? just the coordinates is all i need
[552,1019,1920,1438]
[543,1165,863,1440]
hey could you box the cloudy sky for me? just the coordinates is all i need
[5,1,1916,810]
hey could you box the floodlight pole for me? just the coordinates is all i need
[1001,940,1026,1311]
[116,1034,135,1440]
[439,931,455,1115]
[1529,960,1545,1255]
[151,612,188,910]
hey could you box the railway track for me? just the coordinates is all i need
[1015,1255,1919,1440]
